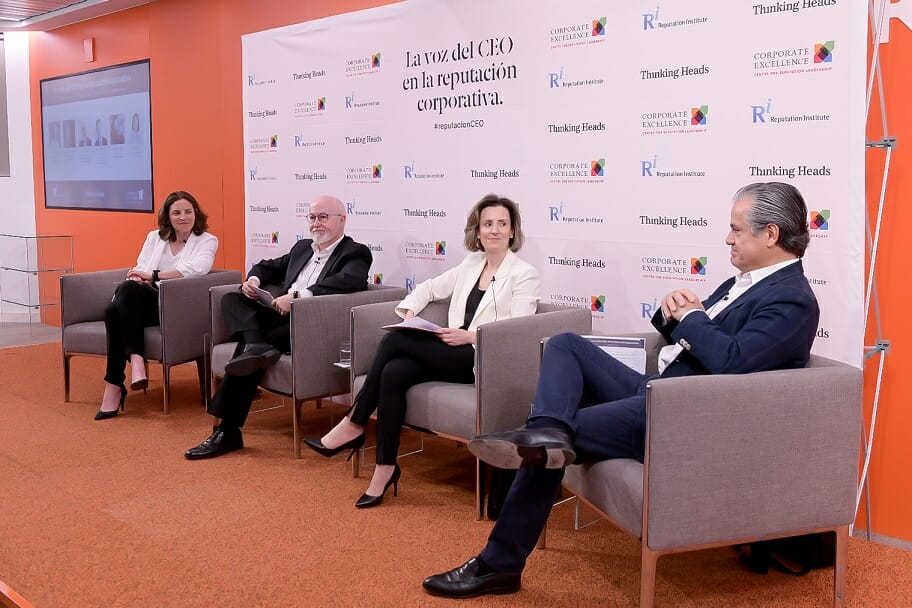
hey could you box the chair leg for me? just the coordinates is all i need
[293,398,304,458]
[834,525,848,608]
[536,521,548,550]
[476,459,485,521]
[195,358,206,406]
[640,543,659,608]
[351,445,361,478]
[163,365,171,415]
[63,354,71,402]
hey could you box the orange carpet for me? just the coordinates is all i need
[0,342,909,608]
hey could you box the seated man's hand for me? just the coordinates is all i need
[272,293,293,316]
[661,289,703,322]
[241,278,260,300]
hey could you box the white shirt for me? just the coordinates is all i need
[249,235,345,298]
[657,258,800,374]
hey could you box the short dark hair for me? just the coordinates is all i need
[463,194,524,252]
[733,182,810,257]
[158,190,208,241]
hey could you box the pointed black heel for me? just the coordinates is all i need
[130,378,148,393]
[354,465,401,509]
[302,434,366,461]
[94,383,127,420]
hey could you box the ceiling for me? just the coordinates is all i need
[0,0,152,32]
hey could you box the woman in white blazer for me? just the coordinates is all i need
[304,194,541,507]
[94,190,218,420]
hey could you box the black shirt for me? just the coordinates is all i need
[461,276,486,330]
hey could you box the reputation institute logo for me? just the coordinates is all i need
[641,104,709,136]
[404,240,447,262]
[548,201,605,225]
[809,209,830,239]
[750,98,831,126]
[548,66,605,90]
[345,52,382,77]
[292,131,326,149]
[246,72,276,87]
[345,91,381,111]
[642,6,709,31]
[640,154,706,178]
[346,165,382,184]
[248,135,278,154]
[404,161,446,180]
[248,167,277,182]
[345,198,383,219]
[641,255,708,283]
[753,40,835,77]
[294,97,326,118]
[549,158,607,184]
[548,16,607,49]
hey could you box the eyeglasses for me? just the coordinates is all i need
[306,213,344,224]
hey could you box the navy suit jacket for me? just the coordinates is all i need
[652,260,819,378]
[247,235,371,296]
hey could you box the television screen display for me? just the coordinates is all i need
[41,60,153,212]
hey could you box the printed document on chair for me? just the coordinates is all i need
[583,336,647,374]
[382,317,442,333]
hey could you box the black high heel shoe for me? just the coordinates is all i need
[302,434,365,461]
[94,384,127,420]
[354,465,401,509]
[130,377,148,393]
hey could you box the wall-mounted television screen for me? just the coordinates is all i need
[40,59,153,212]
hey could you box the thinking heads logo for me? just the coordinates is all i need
[591,295,606,312]
[814,40,835,63]
[372,53,381,68]
[435,241,446,256]
[591,158,605,177]
[810,209,830,230]
[373,164,382,179]
[691,257,707,275]
[691,105,709,125]
[592,17,606,36]
[372,273,383,285]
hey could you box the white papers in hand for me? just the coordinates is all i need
[382,317,442,333]
[250,284,275,307]
[582,335,647,374]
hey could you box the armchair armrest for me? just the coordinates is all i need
[643,357,862,551]
[60,268,130,326]
[158,270,242,365]
[291,286,407,397]
[475,307,592,434]
[209,283,243,346]
[350,300,402,377]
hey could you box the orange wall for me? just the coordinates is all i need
[28,2,912,542]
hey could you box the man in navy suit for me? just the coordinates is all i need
[185,195,371,460]
[423,182,820,598]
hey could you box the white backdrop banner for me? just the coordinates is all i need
[242,0,865,366]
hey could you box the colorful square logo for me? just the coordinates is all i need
[271,232,279,244]
[372,273,383,285]
[317,97,326,110]
[269,135,278,148]
[591,295,606,313]
[592,17,606,36]
[372,53,381,68]
[810,209,830,230]
[435,241,446,256]
[814,40,834,63]
[591,158,605,177]
[691,257,707,275]
[691,105,708,126]
[372,164,382,179]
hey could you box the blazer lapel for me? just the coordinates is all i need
[284,242,314,291]
[713,261,803,321]
[474,250,517,319]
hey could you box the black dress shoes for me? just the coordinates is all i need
[184,426,244,460]
[422,557,521,598]
[468,427,575,470]
[224,343,281,376]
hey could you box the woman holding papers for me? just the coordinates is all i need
[304,194,541,507]
[93,191,218,420]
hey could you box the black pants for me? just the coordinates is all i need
[348,331,475,465]
[207,291,291,429]
[104,281,160,385]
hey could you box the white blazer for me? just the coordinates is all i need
[134,230,218,278]
[396,249,541,332]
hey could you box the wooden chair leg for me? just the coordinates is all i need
[834,525,848,608]
[162,365,171,415]
[640,543,659,608]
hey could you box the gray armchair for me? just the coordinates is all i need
[350,299,592,519]
[551,332,862,608]
[207,283,407,457]
[61,268,242,414]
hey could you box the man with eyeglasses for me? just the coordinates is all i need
[185,194,371,460]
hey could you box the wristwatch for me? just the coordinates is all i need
[152,269,160,282]
[293,290,300,299]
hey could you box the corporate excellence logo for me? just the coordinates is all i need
[547,291,606,319]
[404,240,447,262]
[344,91,381,111]
[250,231,280,247]
[345,52,382,77]
[345,198,383,218]
[641,255,708,282]
[548,201,605,225]
[404,162,446,180]
[246,72,276,87]
[640,154,706,178]
[641,104,708,135]
[248,135,278,154]
[346,164,382,184]
[750,98,831,126]
[293,97,326,118]
[548,66,605,90]
[809,209,830,239]
[642,6,710,31]
[372,273,384,286]
[753,40,835,77]
[752,1,838,16]
[548,16,607,49]
[549,158,607,184]
[292,68,326,81]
